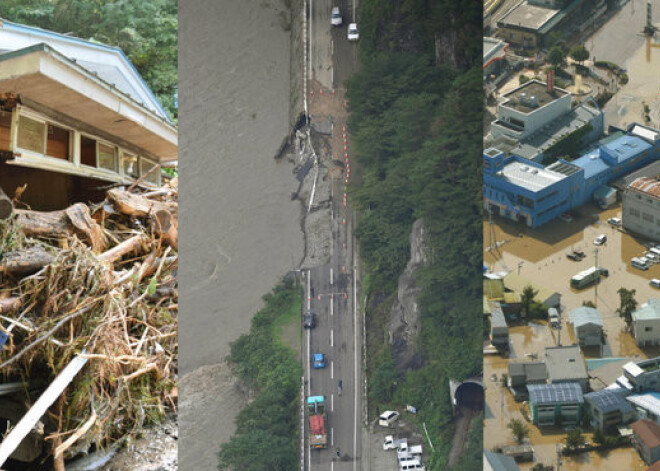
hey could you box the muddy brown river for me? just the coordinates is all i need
[178,0,305,469]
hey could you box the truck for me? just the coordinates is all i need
[307,396,327,449]
[383,435,407,451]
[570,266,600,289]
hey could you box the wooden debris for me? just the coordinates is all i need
[0,178,177,464]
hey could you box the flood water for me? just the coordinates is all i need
[178,0,304,469]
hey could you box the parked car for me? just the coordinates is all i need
[651,279,660,289]
[347,23,359,41]
[573,248,586,259]
[378,410,400,427]
[559,213,573,223]
[303,311,316,329]
[607,217,622,227]
[598,267,609,277]
[331,6,342,25]
[632,257,650,271]
[594,234,607,245]
[313,353,326,368]
[567,252,581,261]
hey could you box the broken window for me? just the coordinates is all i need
[17,115,46,154]
[80,136,97,167]
[46,124,70,160]
[0,111,11,151]
[122,153,139,179]
[140,158,160,186]
[98,143,117,172]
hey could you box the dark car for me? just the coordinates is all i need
[567,252,580,261]
[303,311,316,329]
[573,249,586,259]
[598,267,609,277]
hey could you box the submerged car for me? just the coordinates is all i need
[559,213,573,223]
[594,234,607,246]
[347,23,359,41]
[607,217,622,227]
[331,6,342,25]
[313,353,326,369]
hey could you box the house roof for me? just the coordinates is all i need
[633,299,660,322]
[569,307,604,329]
[648,460,660,471]
[484,278,505,300]
[484,451,520,471]
[508,361,547,383]
[631,419,660,449]
[528,382,584,405]
[545,345,588,382]
[628,393,660,420]
[503,272,559,305]
[0,44,176,161]
[0,17,171,123]
[584,389,634,415]
[490,302,508,329]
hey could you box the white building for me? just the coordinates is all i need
[632,300,660,347]
[568,306,604,347]
[623,178,660,243]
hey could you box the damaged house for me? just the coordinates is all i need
[0,17,177,209]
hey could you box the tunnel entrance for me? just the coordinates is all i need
[455,381,485,411]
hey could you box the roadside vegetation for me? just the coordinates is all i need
[217,279,302,470]
[0,0,178,121]
[345,0,481,468]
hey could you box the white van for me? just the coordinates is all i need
[645,251,660,263]
[632,257,650,270]
[650,247,660,259]
[651,279,660,289]
[379,410,400,427]
[399,460,424,471]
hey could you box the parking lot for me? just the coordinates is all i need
[486,202,660,358]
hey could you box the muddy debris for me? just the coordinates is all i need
[0,178,178,468]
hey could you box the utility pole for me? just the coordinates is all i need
[594,248,599,307]
[556,443,563,471]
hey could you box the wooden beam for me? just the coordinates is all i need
[0,355,88,466]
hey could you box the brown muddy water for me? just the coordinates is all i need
[178,0,305,469]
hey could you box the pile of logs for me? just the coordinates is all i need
[0,178,178,467]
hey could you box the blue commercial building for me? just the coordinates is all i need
[484,126,660,227]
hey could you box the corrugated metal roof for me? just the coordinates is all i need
[528,382,583,405]
[568,307,604,329]
[483,451,520,471]
[630,177,660,198]
[628,394,660,420]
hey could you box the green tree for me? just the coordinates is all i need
[548,46,565,69]
[507,418,529,444]
[521,285,538,317]
[565,428,585,450]
[569,45,590,65]
[592,427,605,445]
[217,430,298,470]
[616,287,638,326]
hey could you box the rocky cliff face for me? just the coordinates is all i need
[389,218,427,372]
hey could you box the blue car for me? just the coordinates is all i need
[313,353,326,369]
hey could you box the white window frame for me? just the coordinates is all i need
[14,108,75,164]
[121,151,140,180]
[96,140,119,173]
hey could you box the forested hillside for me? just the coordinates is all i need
[345,0,482,468]
[0,0,178,121]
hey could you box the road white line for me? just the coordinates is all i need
[309,0,313,80]
[331,393,334,412]
[307,329,311,397]
[353,227,358,471]
[331,360,334,379]
[331,329,334,347]
[332,427,334,446]
[330,297,333,317]
[307,270,311,310]
[330,267,333,286]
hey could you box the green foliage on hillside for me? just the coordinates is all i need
[346,0,482,468]
[217,279,302,470]
[0,0,178,121]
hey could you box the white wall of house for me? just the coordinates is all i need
[623,190,660,242]
[633,318,660,347]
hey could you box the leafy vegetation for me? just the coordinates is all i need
[217,279,302,470]
[346,0,481,468]
[569,45,589,65]
[0,0,178,121]
[565,428,586,451]
[507,418,529,444]
[617,287,638,326]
